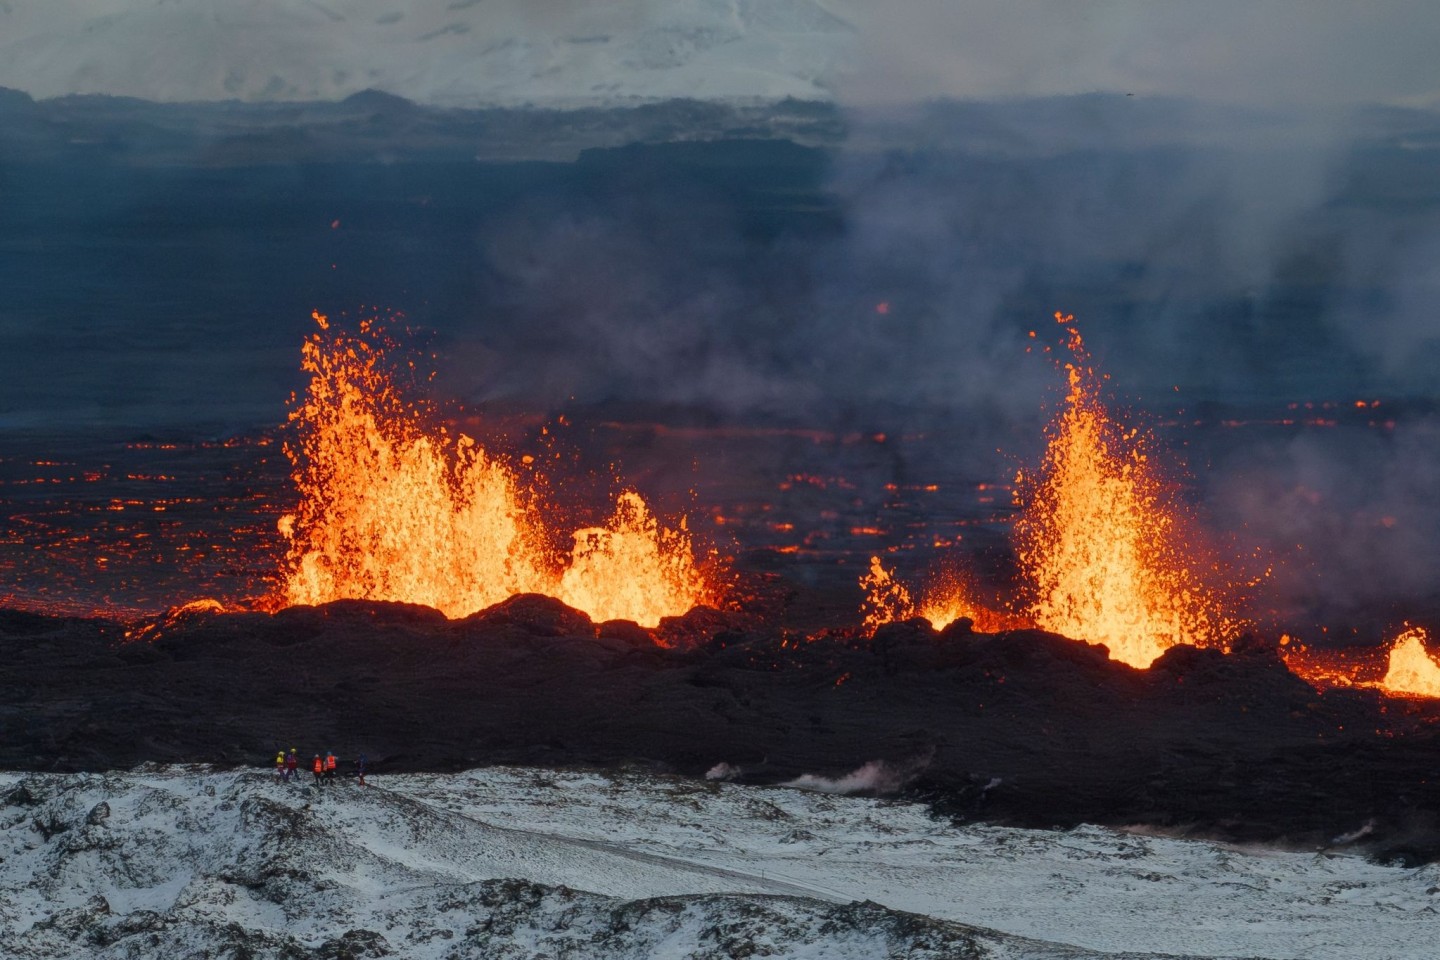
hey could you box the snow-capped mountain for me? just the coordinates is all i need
[1,765,1434,959]
[0,0,854,106]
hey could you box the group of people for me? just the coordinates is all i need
[274,747,368,787]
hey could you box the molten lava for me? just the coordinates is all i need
[864,313,1237,666]
[1379,625,1440,698]
[1014,314,1235,667]
[556,492,710,627]
[123,598,229,643]
[859,556,914,634]
[860,556,1023,634]
[1283,625,1440,698]
[272,313,716,627]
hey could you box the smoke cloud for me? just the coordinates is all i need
[782,758,925,795]
[1204,412,1440,629]
[431,86,1440,629]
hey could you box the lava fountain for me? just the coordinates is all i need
[860,556,1025,634]
[1379,625,1440,698]
[270,312,716,627]
[556,492,711,626]
[1282,624,1440,698]
[864,313,1237,667]
[1014,314,1236,667]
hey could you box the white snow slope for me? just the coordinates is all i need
[0,0,854,107]
[0,766,1435,959]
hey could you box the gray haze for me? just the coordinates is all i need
[840,0,1440,108]
[3,1,1439,108]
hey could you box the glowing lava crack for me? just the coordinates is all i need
[269,312,718,627]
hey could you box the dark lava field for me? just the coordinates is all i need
[3,593,1438,866]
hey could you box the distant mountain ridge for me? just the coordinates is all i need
[0,0,855,107]
[0,86,845,164]
[6,78,1440,168]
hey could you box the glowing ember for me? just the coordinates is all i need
[1015,314,1235,667]
[271,312,715,627]
[860,556,1022,634]
[1379,625,1440,698]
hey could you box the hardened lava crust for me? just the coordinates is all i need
[1,596,1438,864]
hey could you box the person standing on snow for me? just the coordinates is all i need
[325,750,338,783]
[286,748,298,782]
[312,754,325,788]
[355,753,367,787]
[274,751,286,783]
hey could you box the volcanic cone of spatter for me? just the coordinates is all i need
[4,600,1440,863]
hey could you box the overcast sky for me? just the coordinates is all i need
[834,0,1440,107]
[1,0,1437,107]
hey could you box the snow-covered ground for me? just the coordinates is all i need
[0,0,854,106]
[0,765,1434,959]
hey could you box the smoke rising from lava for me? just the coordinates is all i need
[401,93,1440,642]
[782,758,929,796]
[1204,412,1440,628]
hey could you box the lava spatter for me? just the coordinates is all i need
[1379,625,1440,698]
[861,556,1024,635]
[557,492,714,629]
[1014,313,1238,667]
[271,312,717,627]
[863,313,1239,667]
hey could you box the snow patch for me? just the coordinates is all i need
[0,0,858,106]
[0,766,1436,958]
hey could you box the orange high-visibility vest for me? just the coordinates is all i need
[325,754,337,771]
[313,757,323,774]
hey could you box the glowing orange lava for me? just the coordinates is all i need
[860,556,1023,634]
[866,313,1237,665]
[1282,625,1440,697]
[1014,314,1235,667]
[1378,625,1440,698]
[556,492,711,627]
[124,598,229,642]
[1277,635,1368,691]
[859,556,914,634]
[270,313,716,627]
